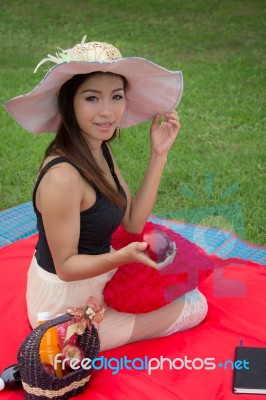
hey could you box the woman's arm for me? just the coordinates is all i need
[113,111,180,233]
[37,162,157,282]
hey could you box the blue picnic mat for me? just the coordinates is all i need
[0,202,265,265]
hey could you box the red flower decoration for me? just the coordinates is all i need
[67,296,105,333]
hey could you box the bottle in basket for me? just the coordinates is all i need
[37,311,63,377]
[0,363,21,391]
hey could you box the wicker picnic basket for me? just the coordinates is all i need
[17,313,100,400]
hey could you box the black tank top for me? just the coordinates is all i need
[33,145,127,274]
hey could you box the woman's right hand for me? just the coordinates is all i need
[119,242,158,269]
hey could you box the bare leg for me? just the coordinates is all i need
[130,295,186,342]
[129,289,207,344]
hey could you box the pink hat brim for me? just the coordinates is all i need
[5,57,183,133]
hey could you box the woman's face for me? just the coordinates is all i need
[73,73,126,146]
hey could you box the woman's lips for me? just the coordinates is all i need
[94,122,114,131]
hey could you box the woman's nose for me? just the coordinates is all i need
[97,101,114,116]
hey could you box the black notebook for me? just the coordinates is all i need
[233,346,266,394]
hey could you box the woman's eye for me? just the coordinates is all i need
[86,96,98,102]
[113,94,124,100]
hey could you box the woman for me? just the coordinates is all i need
[5,38,207,351]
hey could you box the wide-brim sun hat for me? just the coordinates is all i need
[4,36,183,134]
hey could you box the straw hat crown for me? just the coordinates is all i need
[34,36,122,73]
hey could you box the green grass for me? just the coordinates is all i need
[0,0,265,245]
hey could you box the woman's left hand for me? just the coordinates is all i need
[150,110,180,156]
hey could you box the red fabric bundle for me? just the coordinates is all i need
[104,222,217,313]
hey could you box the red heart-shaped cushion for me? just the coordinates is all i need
[104,222,215,313]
